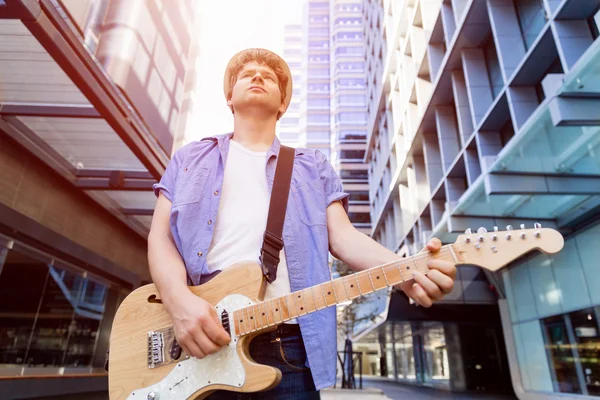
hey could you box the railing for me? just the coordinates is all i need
[335,350,363,389]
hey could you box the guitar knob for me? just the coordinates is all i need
[506,225,513,231]
[147,392,158,400]
[520,224,525,230]
[477,227,487,234]
[493,226,499,232]
[534,222,542,229]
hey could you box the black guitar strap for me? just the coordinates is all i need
[260,145,295,283]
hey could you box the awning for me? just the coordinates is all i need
[0,0,169,237]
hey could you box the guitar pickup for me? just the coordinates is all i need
[221,309,230,336]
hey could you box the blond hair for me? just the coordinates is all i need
[226,49,289,118]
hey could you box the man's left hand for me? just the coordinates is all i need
[395,238,457,307]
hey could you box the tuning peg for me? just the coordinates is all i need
[493,226,498,232]
[477,227,487,234]
[506,225,513,231]
[534,222,541,229]
[465,228,472,235]
[520,224,525,230]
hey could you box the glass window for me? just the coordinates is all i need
[0,249,109,370]
[569,308,600,396]
[336,78,366,88]
[336,112,367,123]
[335,46,365,55]
[338,95,366,105]
[515,0,547,50]
[307,114,330,123]
[335,17,362,26]
[341,170,368,179]
[339,149,365,159]
[542,315,582,394]
[340,130,367,140]
[309,40,329,49]
[347,212,371,223]
[280,117,300,126]
[309,27,329,36]
[307,131,330,141]
[349,192,369,202]
[337,62,365,71]
[307,98,330,107]
[310,68,330,77]
[335,32,364,41]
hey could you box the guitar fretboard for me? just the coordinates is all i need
[232,245,458,336]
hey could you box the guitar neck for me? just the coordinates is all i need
[232,245,458,337]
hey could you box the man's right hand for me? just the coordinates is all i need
[166,289,231,359]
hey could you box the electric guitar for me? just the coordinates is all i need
[108,224,564,399]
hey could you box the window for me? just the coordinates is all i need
[340,130,367,140]
[307,131,330,141]
[0,249,109,370]
[309,40,329,49]
[340,170,368,179]
[307,98,330,107]
[349,192,369,202]
[280,117,300,126]
[347,212,371,223]
[310,68,330,77]
[336,78,366,88]
[335,46,364,55]
[515,0,547,50]
[337,62,365,71]
[309,27,329,36]
[336,112,367,123]
[307,114,330,123]
[339,149,365,159]
[338,95,366,105]
[335,32,364,41]
[335,17,362,26]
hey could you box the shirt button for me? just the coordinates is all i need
[183,167,188,172]
[197,251,203,257]
[214,190,219,196]
[208,220,212,225]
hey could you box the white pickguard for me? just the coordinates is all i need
[127,294,255,400]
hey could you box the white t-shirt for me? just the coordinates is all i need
[206,139,297,323]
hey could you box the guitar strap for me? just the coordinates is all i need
[261,145,295,284]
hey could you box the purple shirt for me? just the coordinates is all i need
[153,133,349,390]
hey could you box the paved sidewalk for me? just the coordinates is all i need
[360,377,517,400]
[322,387,391,399]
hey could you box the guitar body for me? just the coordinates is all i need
[108,262,282,400]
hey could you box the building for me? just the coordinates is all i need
[279,24,304,148]
[331,0,371,235]
[354,0,600,398]
[0,0,198,398]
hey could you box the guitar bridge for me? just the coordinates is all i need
[147,331,165,368]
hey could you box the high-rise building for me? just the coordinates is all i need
[0,0,198,397]
[331,0,371,234]
[279,24,303,148]
[301,0,332,158]
[356,0,600,397]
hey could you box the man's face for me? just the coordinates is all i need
[228,61,285,117]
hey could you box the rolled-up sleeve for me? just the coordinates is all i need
[316,150,350,213]
[152,148,184,202]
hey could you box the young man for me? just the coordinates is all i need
[149,48,456,399]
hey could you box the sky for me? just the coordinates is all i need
[184,0,305,144]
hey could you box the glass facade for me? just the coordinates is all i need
[503,223,600,396]
[0,247,114,373]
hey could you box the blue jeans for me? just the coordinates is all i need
[206,324,320,399]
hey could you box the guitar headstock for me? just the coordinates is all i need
[453,223,564,272]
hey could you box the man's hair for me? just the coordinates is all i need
[226,49,289,108]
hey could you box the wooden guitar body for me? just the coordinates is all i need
[108,262,281,400]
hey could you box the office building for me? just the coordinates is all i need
[355,0,600,397]
[0,0,198,397]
